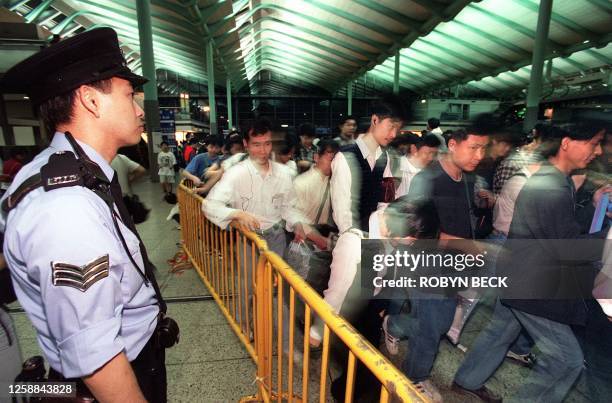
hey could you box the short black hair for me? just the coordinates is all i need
[557,120,609,141]
[467,113,503,136]
[384,197,440,239]
[427,117,440,129]
[339,115,357,126]
[245,119,272,142]
[537,121,608,158]
[299,123,316,137]
[226,134,243,148]
[206,135,223,148]
[389,132,418,149]
[160,141,168,146]
[416,133,442,149]
[370,95,409,122]
[491,130,521,147]
[316,138,340,155]
[39,78,112,135]
[447,129,488,144]
[279,133,298,155]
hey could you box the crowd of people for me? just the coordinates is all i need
[0,25,609,402]
[187,96,610,403]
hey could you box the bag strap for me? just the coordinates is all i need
[314,179,330,225]
[463,175,475,240]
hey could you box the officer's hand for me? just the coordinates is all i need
[233,211,261,232]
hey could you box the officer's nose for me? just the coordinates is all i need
[134,101,145,118]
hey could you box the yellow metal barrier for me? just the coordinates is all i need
[178,181,427,402]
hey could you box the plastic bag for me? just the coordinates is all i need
[284,241,313,280]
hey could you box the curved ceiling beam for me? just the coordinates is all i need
[254,65,330,90]
[330,0,475,92]
[406,45,475,76]
[515,0,600,42]
[242,40,358,71]
[225,27,369,65]
[217,3,389,50]
[219,16,377,59]
[247,58,331,83]
[422,32,612,93]
[468,3,565,52]
[451,20,531,58]
[246,51,347,79]
[430,30,515,65]
[417,37,491,69]
[305,0,405,40]
[584,0,612,13]
[23,0,54,23]
[73,0,197,31]
[351,0,426,31]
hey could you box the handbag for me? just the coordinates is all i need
[123,194,150,224]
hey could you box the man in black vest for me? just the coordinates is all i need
[309,96,407,343]
[309,96,407,401]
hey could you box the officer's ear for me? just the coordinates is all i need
[74,84,102,119]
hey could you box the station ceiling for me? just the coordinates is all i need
[5,0,612,99]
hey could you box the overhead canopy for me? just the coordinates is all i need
[5,0,612,99]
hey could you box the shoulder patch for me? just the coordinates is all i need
[51,255,109,292]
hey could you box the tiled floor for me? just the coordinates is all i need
[9,177,256,402]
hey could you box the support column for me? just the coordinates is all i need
[545,58,553,82]
[136,0,161,181]
[0,96,15,146]
[347,81,353,115]
[393,50,400,95]
[206,40,217,135]
[523,0,553,132]
[234,96,239,129]
[226,77,233,130]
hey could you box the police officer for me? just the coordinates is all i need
[0,28,175,402]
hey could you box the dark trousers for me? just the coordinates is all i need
[47,333,166,403]
[132,334,167,403]
[331,298,388,403]
[584,299,612,403]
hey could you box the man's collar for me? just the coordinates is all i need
[246,157,273,177]
[312,166,329,179]
[356,136,382,160]
[50,132,115,181]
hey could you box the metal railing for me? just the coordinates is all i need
[178,181,427,402]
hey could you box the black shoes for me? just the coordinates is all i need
[451,382,502,403]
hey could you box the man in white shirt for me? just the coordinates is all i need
[311,96,407,346]
[203,121,308,335]
[290,138,341,300]
[203,121,307,251]
[396,134,441,198]
[111,153,146,197]
[294,139,340,249]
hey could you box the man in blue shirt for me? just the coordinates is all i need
[181,135,222,185]
[0,28,174,402]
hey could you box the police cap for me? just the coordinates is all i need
[0,27,147,105]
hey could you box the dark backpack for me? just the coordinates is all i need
[123,194,150,224]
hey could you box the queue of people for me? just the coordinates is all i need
[192,102,610,403]
[0,26,609,403]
